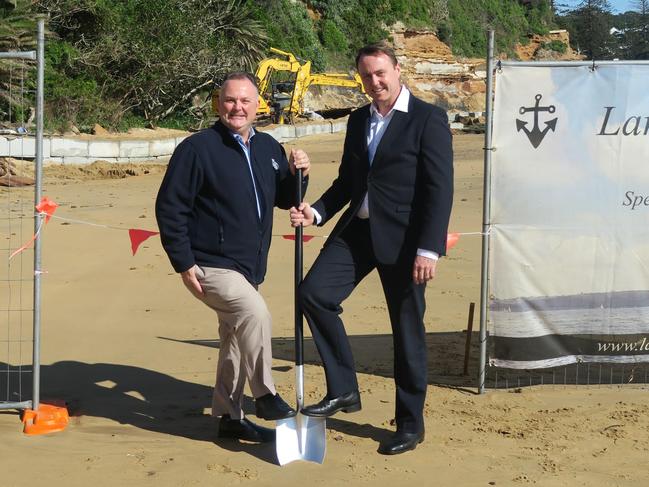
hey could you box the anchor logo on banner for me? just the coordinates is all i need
[516,94,557,148]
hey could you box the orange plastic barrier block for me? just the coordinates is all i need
[21,402,69,435]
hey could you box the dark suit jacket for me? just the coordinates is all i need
[312,93,453,265]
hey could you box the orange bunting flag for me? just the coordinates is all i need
[128,229,159,256]
[35,196,59,223]
[446,232,460,250]
[282,234,315,242]
[9,197,59,260]
[9,232,39,260]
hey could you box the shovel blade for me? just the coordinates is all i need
[276,413,326,465]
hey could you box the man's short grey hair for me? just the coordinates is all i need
[222,72,258,91]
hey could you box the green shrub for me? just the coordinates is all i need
[248,0,326,70]
[321,19,347,52]
[37,0,267,129]
[446,0,553,58]
[541,40,567,53]
[44,41,113,132]
[1,0,565,131]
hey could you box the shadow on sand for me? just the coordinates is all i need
[162,331,482,390]
[0,331,479,463]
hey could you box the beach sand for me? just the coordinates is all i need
[1,132,648,486]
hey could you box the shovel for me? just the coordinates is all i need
[276,168,326,465]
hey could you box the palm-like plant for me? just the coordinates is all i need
[0,0,37,126]
[35,0,269,127]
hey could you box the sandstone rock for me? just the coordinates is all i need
[390,29,488,113]
[303,85,368,112]
[385,28,582,116]
[303,28,580,124]
[0,157,13,177]
[92,123,109,136]
[463,93,488,113]
[0,157,34,186]
[392,29,454,62]
[515,30,583,61]
[64,124,81,136]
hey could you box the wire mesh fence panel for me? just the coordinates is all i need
[431,330,649,391]
[486,362,649,390]
[1,47,39,411]
[483,332,649,391]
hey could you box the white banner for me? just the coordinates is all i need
[489,63,649,369]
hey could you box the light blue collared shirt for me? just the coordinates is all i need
[231,128,262,220]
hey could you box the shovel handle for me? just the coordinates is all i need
[295,169,304,367]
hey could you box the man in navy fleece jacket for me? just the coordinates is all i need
[156,72,310,443]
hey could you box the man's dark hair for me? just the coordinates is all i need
[355,43,398,68]
[222,71,258,91]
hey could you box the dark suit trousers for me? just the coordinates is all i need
[299,218,427,434]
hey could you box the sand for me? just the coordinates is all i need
[1,133,648,486]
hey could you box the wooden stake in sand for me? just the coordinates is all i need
[463,302,476,376]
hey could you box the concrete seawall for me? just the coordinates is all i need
[0,112,476,164]
[0,119,350,165]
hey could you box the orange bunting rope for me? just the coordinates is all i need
[9,197,160,259]
[9,219,44,260]
[279,231,482,251]
[9,197,484,262]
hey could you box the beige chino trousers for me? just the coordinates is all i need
[194,266,276,419]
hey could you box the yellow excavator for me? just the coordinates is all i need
[213,47,369,124]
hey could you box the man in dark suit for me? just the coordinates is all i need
[156,72,310,443]
[289,44,453,455]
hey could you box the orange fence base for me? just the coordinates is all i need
[21,401,69,435]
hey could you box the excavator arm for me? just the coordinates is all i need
[212,48,368,124]
[254,48,302,115]
[288,71,369,120]
[212,47,302,116]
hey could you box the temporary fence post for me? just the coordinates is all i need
[478,30,495,394]
[32,16,45,412]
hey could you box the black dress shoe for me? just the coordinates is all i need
[377,430,425,455]
[217,415,275,443]
[255,393,297,420]
[301,390,361,418]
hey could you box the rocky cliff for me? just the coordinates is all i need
[395,28,581,115]
[303,28,580,121]
[392,28,486,113]
[515,30,583,61]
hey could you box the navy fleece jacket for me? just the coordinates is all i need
[155,121,306,285]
